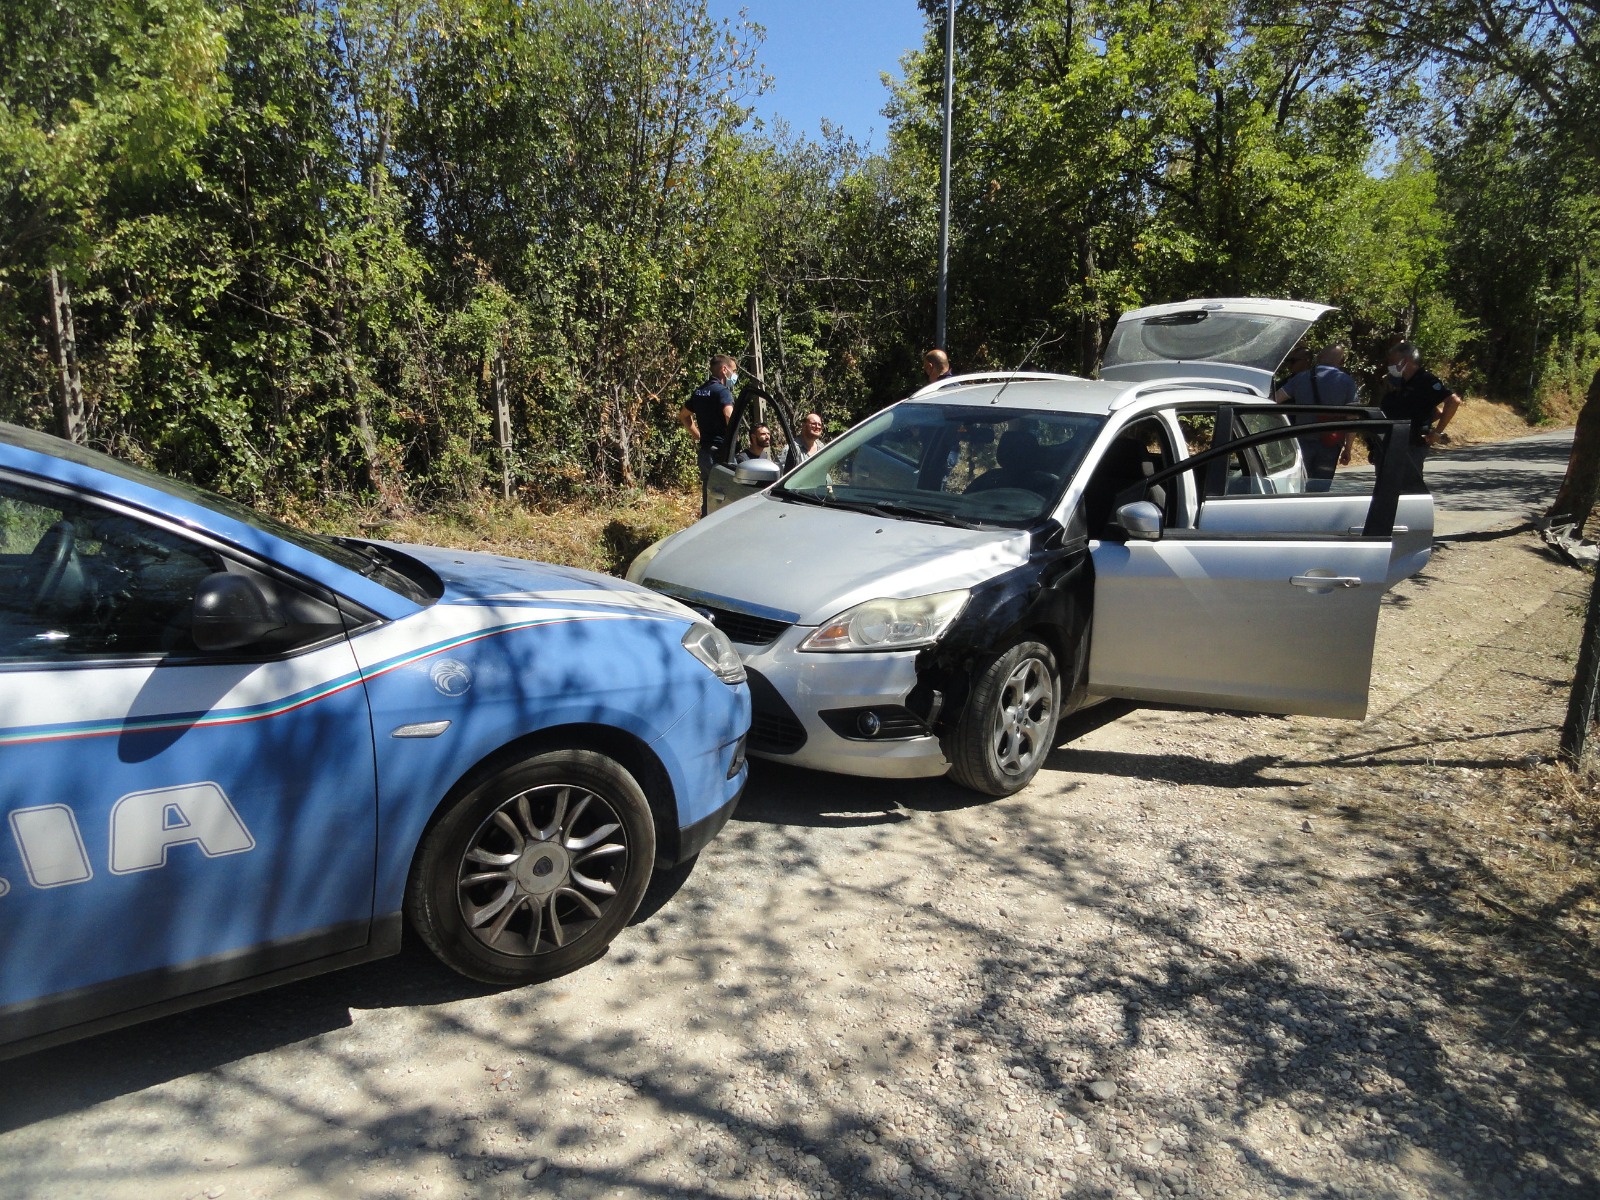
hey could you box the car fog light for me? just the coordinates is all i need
[857,711,882,737]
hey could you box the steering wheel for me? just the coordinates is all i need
[23,520,77,612]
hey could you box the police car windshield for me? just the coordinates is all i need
[2,422,435,603]
[774,403,1104,529]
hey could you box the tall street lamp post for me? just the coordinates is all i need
[935,0,954,351]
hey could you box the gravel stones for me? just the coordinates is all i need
[1,529,1592,1200]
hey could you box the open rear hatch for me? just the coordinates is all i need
[1099,297,1333,394]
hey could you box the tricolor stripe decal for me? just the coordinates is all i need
[0,612,658,748]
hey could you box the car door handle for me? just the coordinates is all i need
[1347,525,1408,535]
[1291,574,1362,589]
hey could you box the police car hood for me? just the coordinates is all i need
[639,496,1031,627]
[379,543,700,621]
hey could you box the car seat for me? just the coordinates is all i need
[1083,433,1170,533]
[964,429,1058,497]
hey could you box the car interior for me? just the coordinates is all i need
[0,479,223,661]
[1081,417,1178,534]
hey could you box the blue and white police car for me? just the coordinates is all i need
[0,421,750,1059]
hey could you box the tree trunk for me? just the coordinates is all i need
[1544,365,1600,537]
[46,267,87,444]
[1077,229,1100,374]
[1560,560,1600,770]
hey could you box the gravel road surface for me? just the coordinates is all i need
[3,478,1596,1200]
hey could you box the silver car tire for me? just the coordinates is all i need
[948,639,1061,797]
[406,749,656,985]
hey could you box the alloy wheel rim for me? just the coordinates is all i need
[456,783,628,956]
[989,656,1054,777]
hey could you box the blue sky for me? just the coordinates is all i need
[703,2,932,149]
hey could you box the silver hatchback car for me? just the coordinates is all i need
[630,299,1434,795]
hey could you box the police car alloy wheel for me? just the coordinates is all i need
[948,639,1061,797]
[406,749,656,985]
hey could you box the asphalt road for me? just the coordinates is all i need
[1425,427,1573,538]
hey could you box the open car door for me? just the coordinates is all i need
[705,380,803,515]
[1086,409,1430,719]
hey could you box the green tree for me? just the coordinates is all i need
[0,0,230,441]
[399,0,766,491]
[1327,0,1600,533]
[890,1,1383,375]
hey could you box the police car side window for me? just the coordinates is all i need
[0,478,225,663]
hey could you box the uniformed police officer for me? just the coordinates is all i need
[1380,342,1461,473]
[678,354,737,515]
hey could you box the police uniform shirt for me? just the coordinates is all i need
[1382,368,1452,444]
[686,379,733,450]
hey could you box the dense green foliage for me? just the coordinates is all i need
[2,0,1595,507]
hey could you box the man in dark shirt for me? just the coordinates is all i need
[1380,342,1461,473]
[735,423,772,462]
[678,354,737,515]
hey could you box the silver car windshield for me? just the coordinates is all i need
[774,403,1104,528]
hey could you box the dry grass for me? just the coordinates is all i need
[1445,395,1550,446]
[299,487,700,577]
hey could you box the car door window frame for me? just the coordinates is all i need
[1107,408,1416,541]
[0,470,375,670]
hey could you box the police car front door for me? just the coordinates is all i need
[0,478,378,1048]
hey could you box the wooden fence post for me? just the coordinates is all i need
[47,267,87,444]
[493,351,512,502]
[747,291,765,427]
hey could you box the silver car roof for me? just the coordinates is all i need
[903,372,1267,416]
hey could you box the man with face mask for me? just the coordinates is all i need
[1380,342,1461,473]
[678,354,738,515]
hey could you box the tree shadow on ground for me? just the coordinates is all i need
[4,732,1597,1199]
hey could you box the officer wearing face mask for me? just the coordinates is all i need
[1379,341,1461,472]
[678,354,738,515]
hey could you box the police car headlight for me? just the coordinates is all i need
[682,621,746,685]
[625,537,668,585]
[800,589,969,653]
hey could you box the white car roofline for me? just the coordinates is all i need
[910,371,1085,399]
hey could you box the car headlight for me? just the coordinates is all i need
[800,589,970,653]
[625,537,668,585]
[682,621,746,685]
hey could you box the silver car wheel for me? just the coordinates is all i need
[456,783,628,957]
[949,638,1062,797]
[989,654,1055,777]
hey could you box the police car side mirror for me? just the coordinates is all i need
[191,572,288,652]
[734,458,781,488]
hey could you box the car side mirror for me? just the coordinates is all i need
[192,572,287,652]
[1113,500,1164,542]
[734,458,781,488]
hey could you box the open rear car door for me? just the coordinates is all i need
[705,381,803,514]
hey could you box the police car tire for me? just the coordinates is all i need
[406,749,656,985]
[947,639,1060,797]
